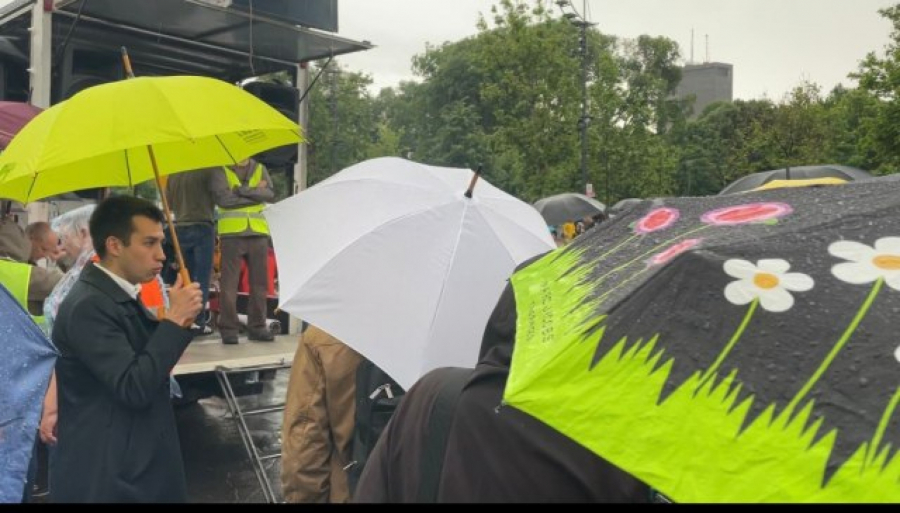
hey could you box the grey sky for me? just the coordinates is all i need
[337,0,898,101]
[0,1,893,101]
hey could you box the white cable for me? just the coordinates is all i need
[248,0,257,76]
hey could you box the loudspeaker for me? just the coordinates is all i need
[54,45,124,102]
[242,81,299,167]
[0,59,29,102]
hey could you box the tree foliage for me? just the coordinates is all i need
[301,0,899,202]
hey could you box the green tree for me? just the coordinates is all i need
[851,4,900,173]
[821,85,881,170]
[409,0,583,199]
[677,99,777,195]
[767,82,829,172]
[305,62,381,185]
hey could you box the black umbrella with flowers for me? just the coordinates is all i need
[505,175,900,502]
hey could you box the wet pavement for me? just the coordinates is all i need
[176,369,289,503]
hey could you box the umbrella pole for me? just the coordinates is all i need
[146,145,191,287]
[123,48,192,321]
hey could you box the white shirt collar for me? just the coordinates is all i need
[94,262,142,300]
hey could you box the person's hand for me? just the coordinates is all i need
[39,405,57,445]
[166,274,202,328]
[257,180,268,189]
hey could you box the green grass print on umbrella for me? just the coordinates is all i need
[504,245,900,503]
[504,193,900,502]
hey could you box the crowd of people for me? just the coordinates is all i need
[0,158,285,502]
[549,212,607,246]
[1,158,645,503]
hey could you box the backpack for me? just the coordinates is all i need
[347,359,405,493]
[346,362,473,501]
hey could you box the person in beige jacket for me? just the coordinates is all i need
[281,324,363,503]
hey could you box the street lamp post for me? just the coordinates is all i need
[577,17,589,197]
[558,0,595,197]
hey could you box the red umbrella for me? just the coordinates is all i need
[0,101,42,150]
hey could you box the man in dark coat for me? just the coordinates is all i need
[354,268,651,502]
[50,196,202,503]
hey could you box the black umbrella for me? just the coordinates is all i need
[505,175,900,502]
[719,164,872,195]
[608,197,646,218]
[534,192,606,226]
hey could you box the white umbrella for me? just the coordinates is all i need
[265,157,555,389]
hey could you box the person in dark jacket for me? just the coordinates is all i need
[354,268,650,503]
[50,196,202,503]
[165,168,217,335]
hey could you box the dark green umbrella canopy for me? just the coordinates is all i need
[719,164,872,195]
[505,174,900,502]
[534,192,606,226]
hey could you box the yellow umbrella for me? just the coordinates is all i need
[0,75,300,201]
[0,74,301,289]
[752,177,848,191]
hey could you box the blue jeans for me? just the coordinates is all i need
[173,223,215,327]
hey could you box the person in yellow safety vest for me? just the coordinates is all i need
[211,158,276,345]
[0,257,44,324]
[0,210,62,326]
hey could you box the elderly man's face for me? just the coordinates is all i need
[57,227,90,269]
[32,231,63,262]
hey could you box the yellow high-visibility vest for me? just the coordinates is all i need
[0,258,46,327]
[217,164,270,236]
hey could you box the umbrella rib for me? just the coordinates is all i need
[25,174,37,203]
[421,201,498,353]
[215,134,238,165]
[124,149,133,189]
[477,200,558,251]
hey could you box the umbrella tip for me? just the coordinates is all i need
[464,164,483,199]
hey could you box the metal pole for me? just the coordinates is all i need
[580,17,588,196]
[605,149,611,206]
[294,62,310,195]
[29,0,52,108]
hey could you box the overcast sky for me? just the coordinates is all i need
[337,0,899,101]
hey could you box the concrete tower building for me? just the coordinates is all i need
[676,62,734,119]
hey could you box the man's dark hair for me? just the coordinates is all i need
[90,196,165,258]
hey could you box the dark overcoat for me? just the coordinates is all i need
[50,263,192,503]
[354,278,651,503]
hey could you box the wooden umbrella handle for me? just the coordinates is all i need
[120,47,135,79]
[147,146,192,327]
[121,49,191,326]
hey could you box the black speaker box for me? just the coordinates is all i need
[242,81,299,167]
[54,45,123,102]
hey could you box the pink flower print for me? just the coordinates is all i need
[649,238,703,266]
[701,202,792,226]
[635,208,680,234]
